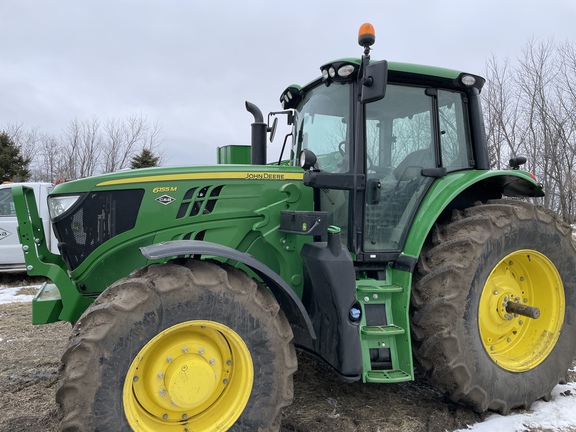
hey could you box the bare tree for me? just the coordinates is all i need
[483,38,576,222]
[34,133,64,182]
[2,115,165,182]
[61,117,103,179]
[483,55,525,170]
[78,117,102,178]
[4,123,41,174]
[102,115,163,173]
[140,119,166,165]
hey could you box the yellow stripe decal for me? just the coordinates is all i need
[96,171,304,186]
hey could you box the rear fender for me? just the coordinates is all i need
[140,240,316,340]
[402,170,544,263]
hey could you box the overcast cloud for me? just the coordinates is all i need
[1,0,575,167]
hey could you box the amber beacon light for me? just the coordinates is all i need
[358,23,375,47]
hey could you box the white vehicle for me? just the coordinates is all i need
[0,182,58,272]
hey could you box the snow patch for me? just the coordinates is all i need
[0,285,41,305]
[455,382,576,431]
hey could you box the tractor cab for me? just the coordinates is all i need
[282,24,486,265]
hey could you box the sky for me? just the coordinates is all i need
[1,0,575,168]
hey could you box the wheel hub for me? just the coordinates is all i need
[165,355,216,409]
[123,320,253,431]
[479,249,564,372]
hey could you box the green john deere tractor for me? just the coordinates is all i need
[13,23,576,431]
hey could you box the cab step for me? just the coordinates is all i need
[361,324,405,337]
[357,279,403,297]
[365,369,412,383]
[356,277,414,384]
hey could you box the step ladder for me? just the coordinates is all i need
[356,279,413,383]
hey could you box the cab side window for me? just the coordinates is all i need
[438,90,473,171]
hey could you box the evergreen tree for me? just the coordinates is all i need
[130,147,160,169]
[0,132,31,182]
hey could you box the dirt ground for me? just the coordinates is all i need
[0,276,573,432]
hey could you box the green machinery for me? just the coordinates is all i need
[13,23,576,431]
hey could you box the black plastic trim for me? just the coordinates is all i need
[392,255,418,272]
[303,171,366,191]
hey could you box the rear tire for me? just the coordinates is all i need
[411,199,576,413]
[56,259,297,431]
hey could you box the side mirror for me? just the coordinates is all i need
[509,156,527,170]
[268,117,278,143]
[361,60,388,104]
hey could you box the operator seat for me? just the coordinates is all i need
[393,148,434,180]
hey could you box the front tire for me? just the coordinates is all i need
[411,199,576,414]
[56,259,297,431]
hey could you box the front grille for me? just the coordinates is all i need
[53,189,145,270]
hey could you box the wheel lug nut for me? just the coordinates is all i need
[182,346,188,353]
[209,359,215,365]
[504,314,512,320]
[519,320,524,325]
[159,389,166,395]
[166,356,172,363]
[182,414,188,420]
[227,360,232,366]
[163,413,168,420]
[198,348,205,354]
[490,346,495,351]
[133,376,139,382]
[507,338,511,342]
[223,379,229,384]
[157,372,164,379]
[493,290,498,295]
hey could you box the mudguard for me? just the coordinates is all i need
[140,240,316,340]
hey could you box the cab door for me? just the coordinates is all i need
[363,85,474,254]
[363,84,436,253]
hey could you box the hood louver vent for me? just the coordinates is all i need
[176,185,224,219]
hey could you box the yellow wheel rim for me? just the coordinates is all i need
[123,320,254,431]
[479,249,564,372]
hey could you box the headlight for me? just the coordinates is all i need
[338,64,356,78]
[299,149,317,171]
[320,62,359,83]
[48,195,81,219]
[461,75,476,86]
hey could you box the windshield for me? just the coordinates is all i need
[292,83,351,173]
